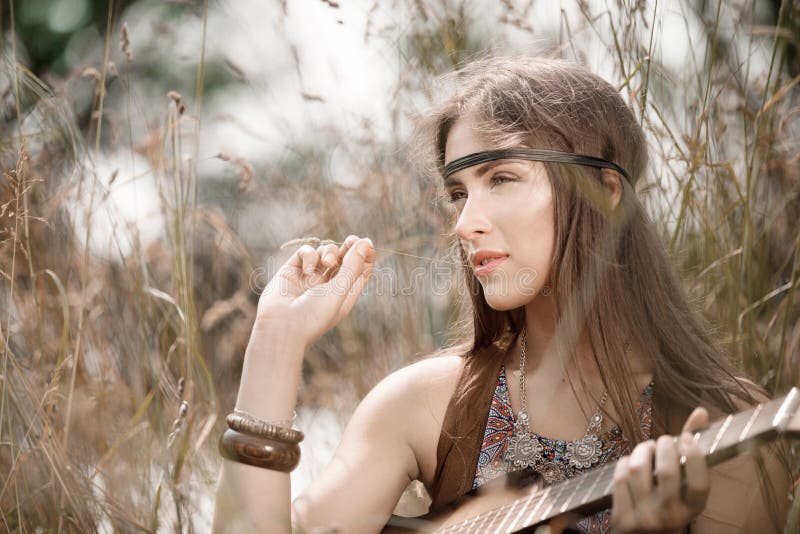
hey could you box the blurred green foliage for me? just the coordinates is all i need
[1,0,143,74]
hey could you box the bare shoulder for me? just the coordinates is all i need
[361,354,465,410]
[382,353,466,394]
[360,354,465,484]
[373,354,464,416]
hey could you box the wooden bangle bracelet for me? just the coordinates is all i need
[218,428,301,472]
[225,414,304,444]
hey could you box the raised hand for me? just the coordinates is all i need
[611,407,711,533]
[255,235,376,346]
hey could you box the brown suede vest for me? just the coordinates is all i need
[428,333,516,511]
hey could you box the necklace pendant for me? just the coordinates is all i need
[506,413,544,469]
[564,433,603,469]
[535,462,568,484]
[589,412,603,431]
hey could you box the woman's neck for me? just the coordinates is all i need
[518,296,587,376]
[516,296,650,385]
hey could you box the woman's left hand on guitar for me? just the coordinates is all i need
[611,407,711,533]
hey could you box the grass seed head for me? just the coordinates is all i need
[167,90,186,114]
[120,22,133,60]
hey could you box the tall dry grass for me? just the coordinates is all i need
[0,0,798,531]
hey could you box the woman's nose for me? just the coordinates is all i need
[454,196,491,241]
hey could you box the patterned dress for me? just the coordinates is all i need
[473,366,654,533]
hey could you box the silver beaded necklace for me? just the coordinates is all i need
[505,327,609,484]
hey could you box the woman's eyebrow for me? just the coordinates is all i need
[443,176,462,188]
[442,159,514,187]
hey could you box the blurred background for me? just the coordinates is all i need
[1,0,798,531]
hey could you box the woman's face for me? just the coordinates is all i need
[444,116,556,311]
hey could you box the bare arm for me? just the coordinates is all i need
[213,235,379,532]
[213,321,306,532]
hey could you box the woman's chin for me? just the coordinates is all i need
[478,269,544,310]
[483,294,530,311]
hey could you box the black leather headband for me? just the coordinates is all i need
[443,148,632,183]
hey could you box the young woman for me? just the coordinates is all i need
[213,57,790,533]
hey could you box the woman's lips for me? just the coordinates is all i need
[473,256,508,276]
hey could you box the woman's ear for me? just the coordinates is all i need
[601,168,623,210]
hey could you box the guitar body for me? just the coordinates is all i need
[382,484,530,532]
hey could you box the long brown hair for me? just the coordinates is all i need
[411,55,760,444]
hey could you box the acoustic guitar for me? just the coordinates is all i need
[382,388,800,533]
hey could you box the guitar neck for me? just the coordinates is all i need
[435,388,800,534]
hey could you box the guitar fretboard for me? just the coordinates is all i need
[435,388,799,534]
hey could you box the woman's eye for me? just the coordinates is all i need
[446,175,514,203]
[490,174,515,188]
[447,191,467,203]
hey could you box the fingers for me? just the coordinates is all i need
[612,407,712,533]
[316,235,359,278]
[654,435,682,516]
[297,245,321,276]
[613,441,663,531]
[289,236,374,300]
[317,243,340,271]
[626,440,659,528]
[613,439,677,531]
[680,430,710,512]
[298,243,340,279]
[258,235,375,342]
[679,406,710,510]
[334,237,375,297]
[339,234,359,256]
[287,237,362,282]
[681,406,709,434]
[612,456,636,531]
[305,236,366,278]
